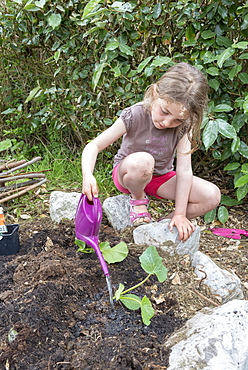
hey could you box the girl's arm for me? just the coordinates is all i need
[169,133,195,240]
[82,117,127,200]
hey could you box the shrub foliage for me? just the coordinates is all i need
[0,0,248,207]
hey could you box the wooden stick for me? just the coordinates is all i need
[0,157,42,176]
[0,179,38,192]
[0,160,27,172]
[0,173,46,183]
[0,178,47,203]
[187,288,219,307]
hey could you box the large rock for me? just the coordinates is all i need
[50,191,81,223]
[102,194,130,231]
[133,219,201,256]
[192,251,244,303]
[165,299,248,370]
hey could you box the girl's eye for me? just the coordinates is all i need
[161,109,168,115]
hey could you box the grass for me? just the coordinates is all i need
[4,149,119,219]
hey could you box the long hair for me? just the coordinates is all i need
[144,62,209,152]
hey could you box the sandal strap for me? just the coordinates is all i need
[130,212,152,223]
[130,196,149,206]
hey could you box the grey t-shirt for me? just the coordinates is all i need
[113,102,188,176]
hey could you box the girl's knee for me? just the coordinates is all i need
[207,184,221,209]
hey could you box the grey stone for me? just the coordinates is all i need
[191,251,244,303]
[102,194,130,231]
[165,299,248,370]
[49,191,81,223]
[133,219,200,256]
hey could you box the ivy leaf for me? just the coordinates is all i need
[120,294,141,310]
[140,296,154,326]
[47,13,62,29]
[218,206,229,224]
[217,119,236,139]
[105,40,119,51]
[139,246,168,282]
[202,120,218,150]
[101,242,129,264]
[24,3,40,11]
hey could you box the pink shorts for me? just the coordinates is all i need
[112,164,176,199]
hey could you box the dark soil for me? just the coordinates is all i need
[0,193,247,370]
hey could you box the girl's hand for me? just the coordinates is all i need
[82,173,98,201]
[169,215,195,241]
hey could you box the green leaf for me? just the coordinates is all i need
[75,238,93,253]
[101,242,129,264]
[213,104,233,113]
[105,40,119,51]
[47,13,62,29]
[217,48,235,68]
[243,98,248,114]
[208,79,220,91]
[224,162,240,171]
[23,3,40,11]
[139,246,168,282]
[220,195,241,206]
[137,56,153,73]
[242,163,248,173]
[239,141,248,159]
[201,30,215,39]
[237,183,248,201]
[140,296,154,326]
[204,208,216,223]
[202,120,218,150]
[239,53,248,60]
[1,108,16,115]
[235,174,248,188]
[232,41,248,49]
[25,86,42,103]
[82,0,102,19]
[114,283,125,301]
[217,206,229,224]
[153,3,162,19]
[119,43,133,56]
[151,56,173,67]
[231,136,240,153]
[239,73,248,84]
[217,119,236,139]
[0,139,12,152]
[120,294,141,310]
[206,67,219,76]
[92,62,105,90]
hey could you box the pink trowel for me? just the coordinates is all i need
[75,194,109,276]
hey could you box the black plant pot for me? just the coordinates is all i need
[0,224,20,256]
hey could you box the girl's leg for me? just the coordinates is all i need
[156,175,221,219]
[118,152,155,223]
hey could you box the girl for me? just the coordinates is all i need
[82,62,221,241]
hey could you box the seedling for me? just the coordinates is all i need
[114,245,168,325]
[75,238,129,263]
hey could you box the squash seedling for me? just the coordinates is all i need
[114,245,168,325]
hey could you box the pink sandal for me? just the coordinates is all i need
[130,195,152,226]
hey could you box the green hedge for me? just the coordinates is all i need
[0,0,248,209]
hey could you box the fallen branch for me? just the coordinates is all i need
[0,178,47,203]
[0,160,27,172]
[0,179,38,192]
[0,157,41,176]
[0,173,46,183]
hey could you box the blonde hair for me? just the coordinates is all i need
[144,62,209,152]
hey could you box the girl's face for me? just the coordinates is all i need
[151,98,189,130]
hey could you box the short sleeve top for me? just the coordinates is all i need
[113,102,189,176]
